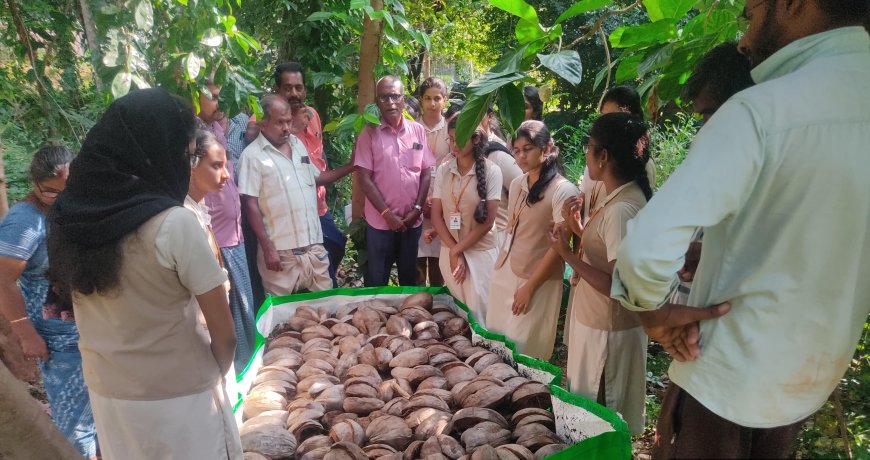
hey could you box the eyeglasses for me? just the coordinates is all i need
[36,182,63,198]
[377,94,403,103]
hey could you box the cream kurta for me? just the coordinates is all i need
[432,158,502,325]
[418,117,452,258]
[566,181,647,435]
[486,149,523,248]
[486,174,578,360]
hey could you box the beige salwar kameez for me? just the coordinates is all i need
[485,174,579,361]
[565,181,648,435]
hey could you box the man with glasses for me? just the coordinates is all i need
[354,76,435,286]
[611,0,870,457]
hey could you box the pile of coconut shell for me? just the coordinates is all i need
[240,292,568,460]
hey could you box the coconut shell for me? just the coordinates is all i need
[451,407,510,432]
[329,418,366,445]
[343,397,385,415]
[384,397,410,417]
[301,324,334,342]
[351,307,384,336]
[496,444,535,460]
[401,394,451,416]
[338,335,366,356]
[533,444,568,459]
[442,317,469,338]
[470,444,500,460]
[417,375,449,391]
[239,414,286,436]
[262,347,303,368]
[288,417,325,441]
[243,452,270,460]
[404,440,424,460]
[400,292,434,311]
[363,443,400,458]
[296,358,335,381]
[411,408,453,438]
[266,335,304,352]
[300,446,330,460]
[401,306,434,325]
[242,390,287,419]
[386,315,414,338]
[331,322,361,337]
[240,425,297,459]
[366,415,413,451]
[296,434,332,456]
[297,374,339,397]
[345,381,380,400]
[510,408,554,426]
[420,434,466,459]
[314,384,345,412]
[461,421,512,452]
[408,365,444,387]
[324,441,368,460]
[514,414,555,430]
[511,381,551,411]
[345,363,380,381]
[384,335,415,355]
[390,348,430,368]
[479,363,519,381]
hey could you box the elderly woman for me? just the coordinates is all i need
[0,144,97,459]
[47,88,242,459]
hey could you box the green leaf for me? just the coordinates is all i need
[467,71,526,96]
[556,0,615,24]
[593,56,618,91]
[310,71,338,89]
[637,43,674,77]
[350,0,367,9]
[455,92,494,149]
[489,0,539,22]
[363,102,381,124]
[537,50,583,85]
[200,28,222,47]
[642,0,665,21]
[134,1,154,31]
[111,71,132,98]
[615,52,644,82]
[490,45,529,73]
[643,0,697,21]
[184,52,203,80]
[353,115,366,132]
[515,18,547,44]
[496,82,525,136]
[382,10,395,29]
[393,14,410,31]
[610,20,677,48]
[306,11,334,21]
[102,45,121,67]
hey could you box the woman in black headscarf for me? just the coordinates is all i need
[48,88,242,460]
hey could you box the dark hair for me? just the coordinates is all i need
[514,120,563,204]
[419,77,448,98]
[30,144,73,183]
[817,0,869,25]
[191,129,221,168]
[682,42,754,107]
[601,85,643,117]
[523,86,543,121]
[445,101,464,121]
[589,112,653,200]
[405,95,421,120]
[273,62,305,87]
[448,116,490,223]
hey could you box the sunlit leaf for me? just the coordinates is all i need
[131,73,150,89]
[134,1,154,31]
[467,71,526,96]
[610,20,677,48]
[200,28,222,47]
[489,0,539,22]
[111,71,132,98]
[496,82,525,136]
[537,50,583,85]
[184,52,202,80]
[306,11,334,21]
[556,0,615,24]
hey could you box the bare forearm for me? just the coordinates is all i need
[0,282,27,322]
[415,169,431,208]
[563,253,612,296]
[524,248,563,292]
[241,196,273,249]
[316,162,354,185]
[358,169,389,212]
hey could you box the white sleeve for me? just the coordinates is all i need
[612,100,764,311]
[237,147,261,197]
[485,162,502,201]
[551,180,580,224]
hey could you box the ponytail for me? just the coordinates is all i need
[589,113,653,201]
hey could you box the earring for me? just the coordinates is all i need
[598,161,603,169]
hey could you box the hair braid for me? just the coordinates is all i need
[472,131,489,223]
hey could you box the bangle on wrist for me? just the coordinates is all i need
[9,316,29,324]
[380,207,390,217]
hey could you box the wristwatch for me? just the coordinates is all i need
[414,204,423,212]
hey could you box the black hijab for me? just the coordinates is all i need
[53,88,196,248]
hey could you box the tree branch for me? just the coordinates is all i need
[566,0,641,50]
[597,26,612,110]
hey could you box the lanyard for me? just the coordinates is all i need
[507,188,529,236]
[579,184,627,257]
[451,172,474,213]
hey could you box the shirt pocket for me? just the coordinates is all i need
[400,145,424,173]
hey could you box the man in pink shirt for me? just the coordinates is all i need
[244,62,347,288]
[355,76,435,286]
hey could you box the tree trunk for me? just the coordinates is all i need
[0,146,8,218]
[0,360,81,459]
[352,0,384,221]
[76,0,104,94]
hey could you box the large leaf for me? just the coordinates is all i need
[615,52,645,82]
[610,20,677,48]
[309,71,338,89]
[490,45,529,73]
[515,18,547,44]
[455,92,495,149]
[556,0,615,24]
[496,82,525,136]
[111,71,132,98]
[350,0,368,9]
[643,0,698,21]
[200,28,222,47]
[184,52,202,80]
[131,73,150,89]
[537,50,583,85]
[466,71,526,97]
[637,42,674,77]
[489,0,539,22]
[306,11,334,21]
[134,0,153,31]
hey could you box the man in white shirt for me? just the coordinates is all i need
[238,96,353,295]
[610,1,870,457]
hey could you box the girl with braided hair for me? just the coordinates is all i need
[485,120,579,361]
[427,116,502,325]
[549,112,651,435]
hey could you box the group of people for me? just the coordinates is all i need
[0,1,867,458]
